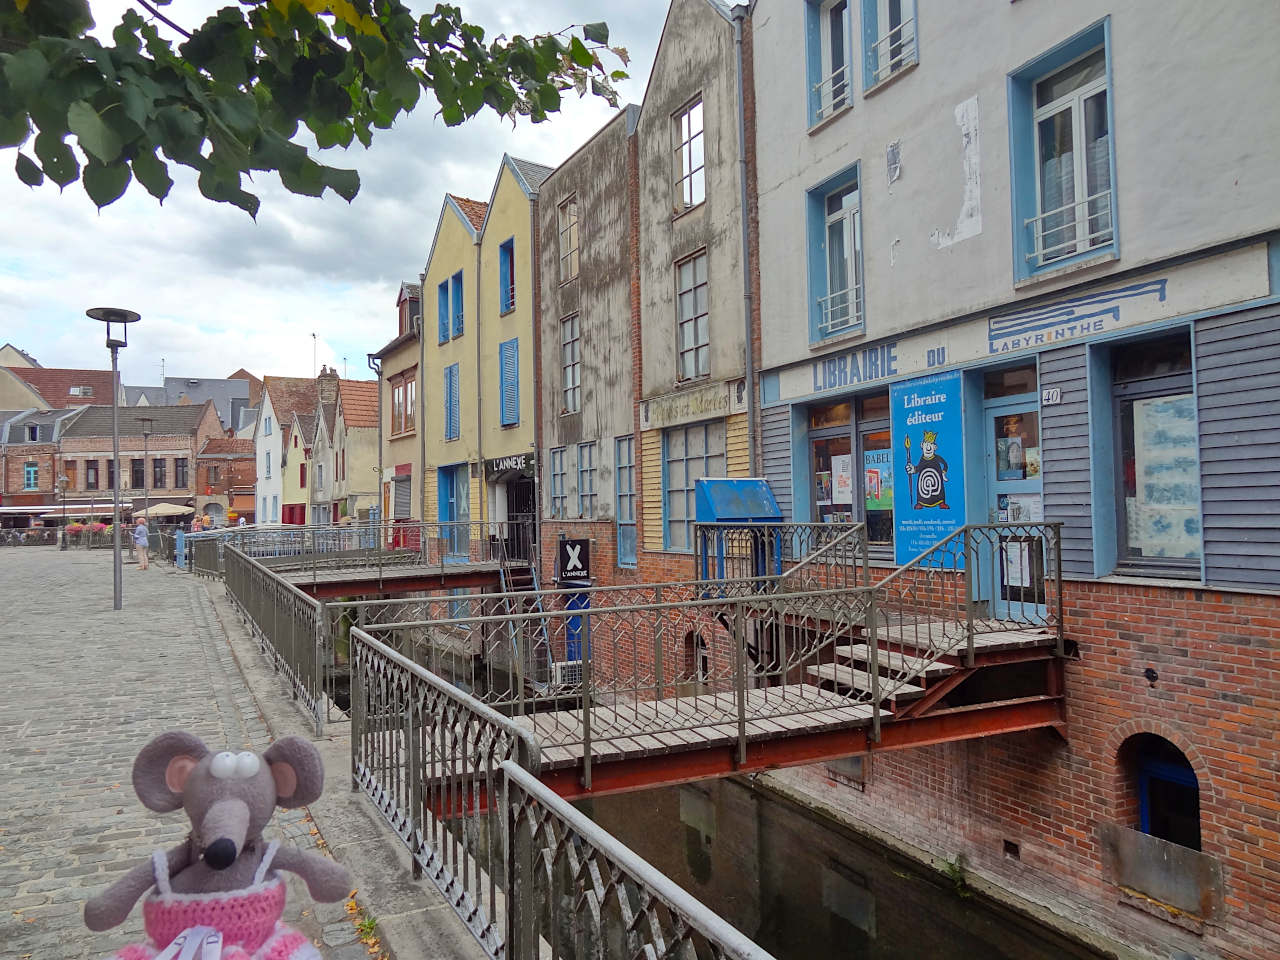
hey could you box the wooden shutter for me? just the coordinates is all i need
[499,339,519,426]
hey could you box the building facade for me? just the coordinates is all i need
[195,437,256,524]
[751,2,1280,957]
[333,377,379,522]
[373,283,423,524]
[254,376,317,525]
[0,407,84,526]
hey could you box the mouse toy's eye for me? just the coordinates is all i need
[234,751,261,779]
[210,752,237,779]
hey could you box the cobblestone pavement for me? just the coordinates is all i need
[0,548,360,959]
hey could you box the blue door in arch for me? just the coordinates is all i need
[438,464,470,561]
[982,392,1046,620]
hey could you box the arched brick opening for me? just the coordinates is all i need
[1104,721,1212,841]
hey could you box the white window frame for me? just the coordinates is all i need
[558,197,579,283]
[866,0,918,88]
[673,98,705,212]
[615,435,636,567]
[663,421,726,553]
[561,314,581,414]
[265,451,271,479]
[676,251,710,381]
[818,181,864,338]
[814,0,851,122]
[549,447,567,519]
[25,424,38,441]
[1028,47,1112,267]
[577,442,597,518]
[264,416,272,436]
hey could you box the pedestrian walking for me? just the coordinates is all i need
[132,518,150,570]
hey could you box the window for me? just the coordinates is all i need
[264,416,272,436]
[265,452,271,479]
[438,279,450,344]
[499,238,515,313]
[577,442,597,517]
[341,449,346,481]
[676,252,710,381]
[451,271,464,338]
[175,458,188,488]
[561,314,581,413]
[65,462,76,489]
[663,421,726,552]
[130,458,144,489]
[807,164,864,341]
[25,424,38,441]
[107,459,115,490]
[1123,734,1201,851]
[549,447,567,519]
[499,338,519,427]
[443,363,460,440]
[208,465,219,485]
[300,462,307,488]
[558,197,579,282]
[616,436,636,566]
[857,393,892,546]
[1010,24,1115,280]
[861,0,917,89]
[405,375,416,432]
[272,495,279,523]
[317,463,324,489]
[673,98,705,211]
[261,496,267,520]
[86,460,99,490]
[23,461,37,489]
[391,371,416,436]
[392,380,405,434]
[808,1,851,124]
[1112,334,1199,572]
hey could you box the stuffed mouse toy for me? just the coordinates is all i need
[85,731,351,960]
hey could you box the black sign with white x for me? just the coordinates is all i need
[557,538,591,583]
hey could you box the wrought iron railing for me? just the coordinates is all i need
[350,627,541,956]
[868,16,917,85]
[811,62,850,123]
[502,760,775,960]
[695,522,868,590]
[1024,188,1114,267]
[817,283,864,338]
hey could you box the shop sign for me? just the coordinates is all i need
[485,453,534,478]
[557,538,591,583]
[891,371,966,565]
[640,381,730,431]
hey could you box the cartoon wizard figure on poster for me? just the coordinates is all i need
[905,430,950,510]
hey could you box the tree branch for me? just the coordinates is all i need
[136,0,192,39]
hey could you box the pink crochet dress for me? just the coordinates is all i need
[109,841,320,960]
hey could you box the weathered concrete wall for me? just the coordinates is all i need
[537,110,637,520]
[752,0,1280,373]
[637,0,746,399]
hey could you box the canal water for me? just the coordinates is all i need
[577,777,1109,960]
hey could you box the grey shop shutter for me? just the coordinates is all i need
[393,476,411,519]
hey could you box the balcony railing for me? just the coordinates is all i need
[1025,188,1114,267]
[868,17,917,86]
[817,283,864,338]
[811,63,851,123]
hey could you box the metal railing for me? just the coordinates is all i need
[868,16,917,85]
[817,283,864,338]
[811,63,850,123]
[223,546,327,734]
[695,522,868,589]
[350,627,541,956]
[502,760,775,960]
[1024,188,1114,267]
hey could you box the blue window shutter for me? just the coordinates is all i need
[438,281,449,343]
[451,271,464,337]
[499,339,519,426]
[444,364,460,439]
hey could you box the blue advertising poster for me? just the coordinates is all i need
[891,371,966,565]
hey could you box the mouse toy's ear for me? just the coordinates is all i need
[133,731,209,812]
[264,736,325,808]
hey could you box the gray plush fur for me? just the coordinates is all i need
[84,731,351,933]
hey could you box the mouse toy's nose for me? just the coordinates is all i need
[204,838,237,870]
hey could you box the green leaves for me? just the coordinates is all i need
[67,99,121,162]
[1,3,627,213]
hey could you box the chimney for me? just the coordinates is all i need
[318,365,339,404]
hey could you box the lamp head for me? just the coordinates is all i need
[87,306,140,349]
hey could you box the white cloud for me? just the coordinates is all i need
[0,1,664,384]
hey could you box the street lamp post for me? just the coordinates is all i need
[57,474,69,550]
[88,307,140,611]
[138,417,153,535]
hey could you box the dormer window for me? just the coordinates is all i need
[68,385,93,397]
[26,424,38,441]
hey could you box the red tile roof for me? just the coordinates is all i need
[450,194,488,231]
[262,375,317,435]
[6,366,115,407]
[339,379,378,428]
[199,437,255,456]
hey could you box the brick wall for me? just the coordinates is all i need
[2,443,59,497]
[771,579,1280,960]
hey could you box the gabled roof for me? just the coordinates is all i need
[338,379,378,429]
[261,376,318,433]
[198,437,254,457]
[449,194,488,231]
[61,402,213,438]
[320,401,337,437]
[294,412,317,450]
[479,154,554,236]
[0,406,85,443]
[6,365,115,407]
[124,385,167,406]
[397,282,421,304]
[0,343,39,366]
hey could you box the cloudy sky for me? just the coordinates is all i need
[0,1,666,385]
